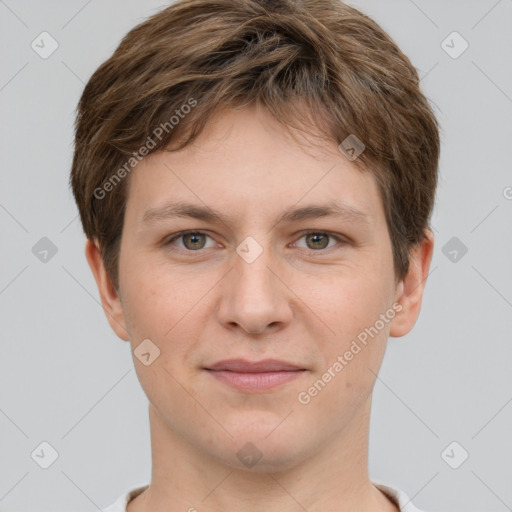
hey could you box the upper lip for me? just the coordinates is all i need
[205,359,305,373]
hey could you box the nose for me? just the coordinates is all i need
[216,240,293,336]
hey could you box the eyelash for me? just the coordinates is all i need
[164,230,348,254]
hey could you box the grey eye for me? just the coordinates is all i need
[304,233,331,250]
[181,232,207,250]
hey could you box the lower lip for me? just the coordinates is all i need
[206,370,305,392]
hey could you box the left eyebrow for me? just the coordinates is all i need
[141,200,371,227]
[142,201,231,225]
[274,202,371,226]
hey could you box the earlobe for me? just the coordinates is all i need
[84,238,130,341]
[389,230,434,338]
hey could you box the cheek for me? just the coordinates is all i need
[119,259,215,403]
[119,251,207,340]
[298,269,395,407]
[308,269,394,345]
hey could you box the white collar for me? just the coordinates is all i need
[102,481,424,511]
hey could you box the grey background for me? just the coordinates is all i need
[1,0,511,511]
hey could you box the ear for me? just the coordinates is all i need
[85,238,129,341]
[389,229,434,338]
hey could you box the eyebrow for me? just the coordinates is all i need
[141,200,371,227]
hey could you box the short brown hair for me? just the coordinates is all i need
[70,0,440,291]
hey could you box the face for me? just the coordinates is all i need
[88,102,431,472]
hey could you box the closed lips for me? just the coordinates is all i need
[205,359,305,372]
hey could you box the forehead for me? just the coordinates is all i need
[123,103,385,231]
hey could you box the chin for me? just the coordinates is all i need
[218,440,306,474]
[207,419,308,473]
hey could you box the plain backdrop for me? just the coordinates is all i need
[1,1,511,511]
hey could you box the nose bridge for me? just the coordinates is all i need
[235,238,274,296]
[217,234,292,334]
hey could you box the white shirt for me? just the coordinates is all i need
[102,481,424,511]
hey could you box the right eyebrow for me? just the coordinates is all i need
[141,200,372,230]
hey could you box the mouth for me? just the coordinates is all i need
[203,359,307,392]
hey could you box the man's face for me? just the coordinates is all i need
[114,103,403,470]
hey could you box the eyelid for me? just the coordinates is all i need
[164,229,349,252]
[291,230,348,251]
[164,230,217,250]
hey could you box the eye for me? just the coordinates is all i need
[293,231,345,251]
[165,230,217,251]
[164,230,347,253]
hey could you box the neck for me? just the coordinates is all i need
[128,397,398,512]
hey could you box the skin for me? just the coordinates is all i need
[86,101,433,512]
